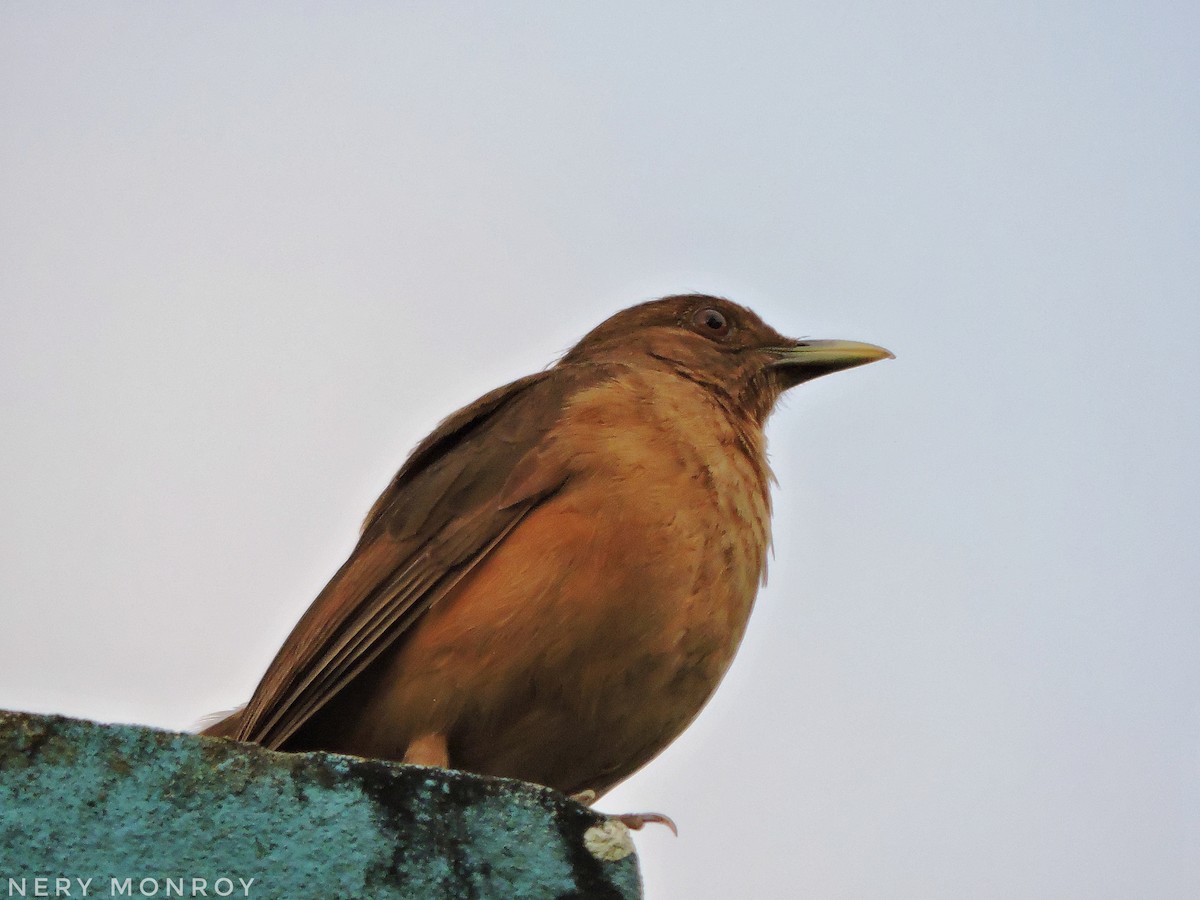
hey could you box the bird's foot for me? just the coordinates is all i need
[568,790,678,836]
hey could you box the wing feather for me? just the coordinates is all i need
[233,368,580,747]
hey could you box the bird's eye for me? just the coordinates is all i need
[692,307,730,338]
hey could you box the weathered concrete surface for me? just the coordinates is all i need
[0,710,641,898]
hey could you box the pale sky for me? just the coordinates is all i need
[2,5,1197,898]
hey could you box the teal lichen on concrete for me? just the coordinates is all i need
[0,710,641,898]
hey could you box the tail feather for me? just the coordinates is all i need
[196,705,245,738]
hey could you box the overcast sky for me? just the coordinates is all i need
[2,4,1197,898]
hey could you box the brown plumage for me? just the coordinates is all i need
[203,294,891,799]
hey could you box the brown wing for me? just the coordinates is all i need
[233,369,580,748]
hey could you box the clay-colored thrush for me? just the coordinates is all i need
[204,294,891,802]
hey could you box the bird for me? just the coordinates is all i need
[203,293,891,814]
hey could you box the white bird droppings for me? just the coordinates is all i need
[583,819,635,861]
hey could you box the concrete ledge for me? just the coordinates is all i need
[0,710,641,898]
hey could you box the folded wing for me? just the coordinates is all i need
[233,369,582,748]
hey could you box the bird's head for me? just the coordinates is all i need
[560,294,893,426]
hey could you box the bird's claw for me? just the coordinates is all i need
[568,790,678,836]
[613,811,678,836]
